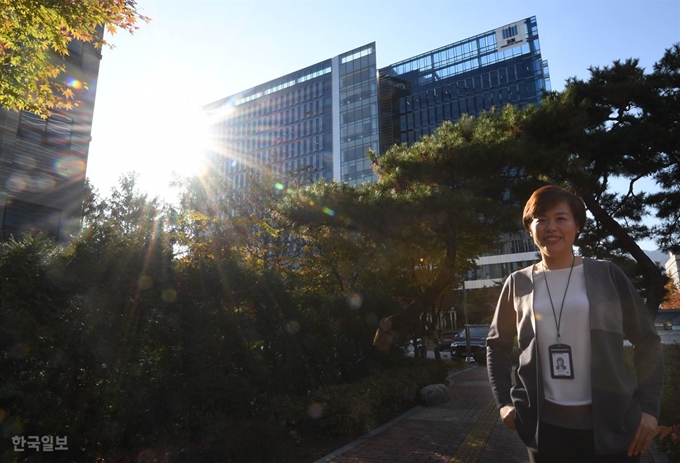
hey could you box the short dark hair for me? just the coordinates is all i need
[522,185,587,235]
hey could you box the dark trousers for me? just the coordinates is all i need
[527,422,640,463]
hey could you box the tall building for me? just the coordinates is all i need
[204,16,549,287]
[378,17,549,151]
[204,42,379,189]
[0,38,102,242]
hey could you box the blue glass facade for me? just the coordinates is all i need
[334,45,379,186]
[204,17,549,190]
[378,16,549,152]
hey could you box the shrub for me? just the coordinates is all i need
[306,358,450,436]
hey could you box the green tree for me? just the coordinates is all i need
[518,44,680,311]
[0,0,149,115]
[284,111,528,352]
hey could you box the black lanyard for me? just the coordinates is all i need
[543,255,575,344]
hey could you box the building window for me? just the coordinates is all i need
[1,199,61,240]
[66,39,83,65]
[18,111,73,149]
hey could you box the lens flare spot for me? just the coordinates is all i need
[535,313,543,320]
[36,174,56,191]
[61,218,82,238]
[162,288,177,303]
[55,156,86,177]
[322,207,335,216]
[65,76,83,89]
[6,175,27,193]
[307,402,325,419]
[275,183,284,190]
[138,275,153,290]
[286,320,301,334]
[348,293,363,310]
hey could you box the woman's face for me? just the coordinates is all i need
[529,200,579,261]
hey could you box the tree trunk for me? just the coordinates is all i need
[373,232,457,351]
[581,193,665,315]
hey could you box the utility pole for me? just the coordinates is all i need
[463,279,474,363]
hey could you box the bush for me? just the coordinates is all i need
[270,357,450,438]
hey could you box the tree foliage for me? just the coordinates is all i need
[0,0,149,115]
[517,44,680,311]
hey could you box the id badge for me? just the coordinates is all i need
[549,344,574,379]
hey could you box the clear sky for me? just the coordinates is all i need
[86,0,679,239]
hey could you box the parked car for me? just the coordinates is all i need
[451,324,491,357]
[437,331,461,351]
[664,320,673,330]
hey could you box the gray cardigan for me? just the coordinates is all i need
[486,258,663,454]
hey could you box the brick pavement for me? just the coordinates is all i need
[316,365,659,463]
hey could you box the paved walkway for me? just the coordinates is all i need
[315,365,662,463]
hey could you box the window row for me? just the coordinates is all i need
[391,31,503,77]
[223,99,326,135]
[340,53,375,75]
[340,81,376,106]
[230,81,326,121]
[1,199,61,241]
[398,83,541,133]
[465,260,536,281]
[341,157,373,176]
[225,135,326,173]
[281,154,324,174]
[398,62,539,113]
[18,111,73,150]
[341,145,370,162]
[341,120,376,143]
[224,117,325,151]
[340,66,375,89]
[480,42,534,67]
[341,103,377,125]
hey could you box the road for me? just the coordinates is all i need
[658,328,680,345]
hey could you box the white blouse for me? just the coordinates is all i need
[533,263,592,405]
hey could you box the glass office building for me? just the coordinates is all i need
[204,17,549,288]
[205,16,548,190]
[204,43,378,190]
[378,16,549,152]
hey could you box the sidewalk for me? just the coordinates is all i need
[315,365,661,463]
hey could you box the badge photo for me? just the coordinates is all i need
[549,344,574,379]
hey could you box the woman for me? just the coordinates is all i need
[486,185,663,463]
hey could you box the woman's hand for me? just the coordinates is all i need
[500,404,516,430]
[627,412,658,456]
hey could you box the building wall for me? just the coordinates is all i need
[666,253,680,287]
[0,39,101,241]
[204,43,380,191]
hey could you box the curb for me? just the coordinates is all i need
[313,364,480,463]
